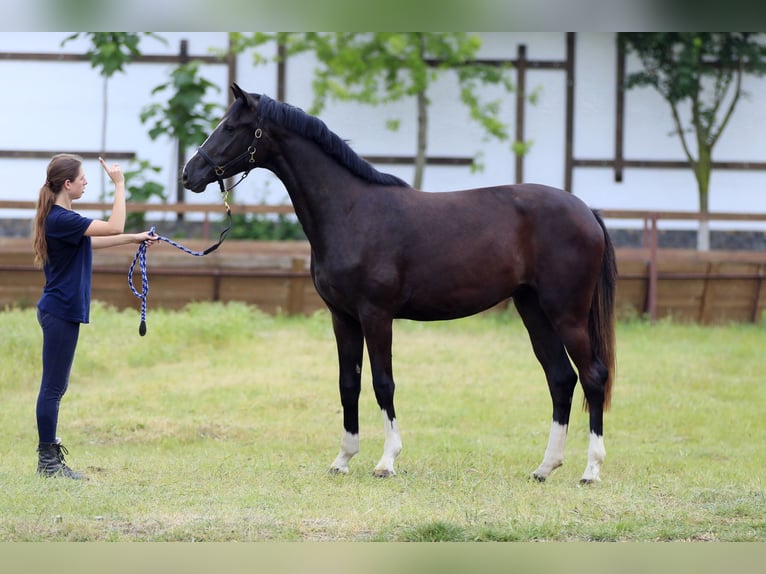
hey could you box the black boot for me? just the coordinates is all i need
[37,439,86,480]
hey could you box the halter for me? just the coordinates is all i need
[195,127,263,194]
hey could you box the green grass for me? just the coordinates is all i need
[0,302,764,541]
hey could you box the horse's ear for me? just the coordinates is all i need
[231,83,246,100]
[231,83,259,110]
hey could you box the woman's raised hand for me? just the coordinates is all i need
[99,157,125,186]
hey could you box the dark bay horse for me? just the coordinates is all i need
[183,83,617,483]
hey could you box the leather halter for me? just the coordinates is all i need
[196,127,263,194]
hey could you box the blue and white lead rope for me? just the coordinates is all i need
[127,227,215,336]
[128,197,232,336]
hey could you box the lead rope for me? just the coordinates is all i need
[128,193,232,336]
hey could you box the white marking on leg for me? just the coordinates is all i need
[580,432,606,483]
[330,431,359,474]
[373,410,402,477]
[533,421,568,481]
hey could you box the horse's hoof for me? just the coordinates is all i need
[373,468,395,478]
[532,473,547,483]
[329,466,348,475]
[579,477,599,485]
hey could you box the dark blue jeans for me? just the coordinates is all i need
[36,309,80,444]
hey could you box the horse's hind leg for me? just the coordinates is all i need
[556,319,609,484]
[329,311,364,474]
[514,288,578,482]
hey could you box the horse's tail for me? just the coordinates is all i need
[585,210,617,412]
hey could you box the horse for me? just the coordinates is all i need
[182,83,617,484]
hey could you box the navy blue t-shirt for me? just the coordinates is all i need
[37,205,94,323]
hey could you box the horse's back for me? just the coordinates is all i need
[422,183,604,251]
[486,183,598,223]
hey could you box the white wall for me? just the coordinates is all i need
[1,32,764,229]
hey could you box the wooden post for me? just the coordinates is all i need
[212,269,222,302]
[277,41,287,102]
[564,32,575,192]
[224,35,238,196]
[176,39,189,222]
[699,262,716,325]
[752,264,765,323]
[287,257,305,314]
[614,36,625,183]
[202,212,210,241]
[647,213,659,323]
[514,44,527,184]
[227,35,237,105]
[642,215,650,248]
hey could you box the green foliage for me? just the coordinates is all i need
[619,33,766,216]
[306,32,514,138]
[231,32,520,187]
[62,33,165,78]
[139,61,225,150]
[124,160,165,202]
[512,139,534,156]
[229,213,306,240]
[123,160,167,229]
[621,33,766,107]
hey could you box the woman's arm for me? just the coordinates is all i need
[92,231,157,250]
[85,157,127,236]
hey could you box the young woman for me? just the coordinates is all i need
[32,153,157,479]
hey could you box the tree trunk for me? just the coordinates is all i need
[695,146,712,251]
[100,77,108,209]
[411,33,428,190]
[413,89,428,190]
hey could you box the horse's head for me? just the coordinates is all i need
[182,83,264,194]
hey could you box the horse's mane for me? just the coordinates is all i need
[257,94,409,187]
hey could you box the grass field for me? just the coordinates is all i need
[0,302,764,542]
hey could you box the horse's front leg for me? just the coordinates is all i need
[362,311,401,477]
[329,312,364,474]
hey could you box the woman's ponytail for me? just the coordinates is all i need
[32,154,83,268]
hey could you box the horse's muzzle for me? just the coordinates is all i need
[181,165,207,194]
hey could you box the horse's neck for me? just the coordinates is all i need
[266,137,366,252]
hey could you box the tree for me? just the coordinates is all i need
[62,34,226,225]
[620,33,766,250]
[140,60,225,217]
[63,32,168,219]
[231,32,517,190]
[63,33,164,198]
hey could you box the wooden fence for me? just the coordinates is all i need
[604,210,766,323]
[1,202,765,323]
[616,247,766,324]
[0,237,323,316]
